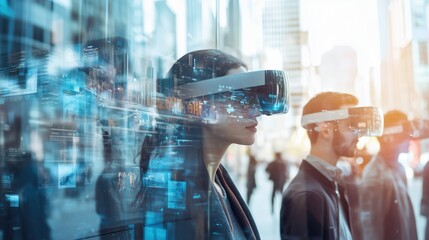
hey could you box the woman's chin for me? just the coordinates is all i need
[236,138,255,146]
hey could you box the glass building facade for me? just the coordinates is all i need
[0,1,296,239]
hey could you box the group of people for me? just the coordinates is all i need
[246,151,290,215]
[245,91,423,240]
[96,48,427,240]
[280,93,421,240]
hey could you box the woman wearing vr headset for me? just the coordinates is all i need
[134,49,288,239]
[359,110,418,240]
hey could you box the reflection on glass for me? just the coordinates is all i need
[0,0,288,239]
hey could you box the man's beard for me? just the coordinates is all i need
[382,139,410,160]
[332,130,357,157]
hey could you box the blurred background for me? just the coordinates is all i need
[0,0,429,239]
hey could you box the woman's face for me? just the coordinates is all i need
[203,66,262,145]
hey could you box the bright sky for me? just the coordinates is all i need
[300,0,381,74]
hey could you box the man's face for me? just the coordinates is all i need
[396,138,411,154]
[382,132,412,155]
[332,119,359,158]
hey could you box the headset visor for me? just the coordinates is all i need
[176,70,289,115]
[384,119,429,139]
[301,106,384,137]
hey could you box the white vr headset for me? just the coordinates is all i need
[384,119,429,139]
[301,106,384,137]
[174,70,290,116]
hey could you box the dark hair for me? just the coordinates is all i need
[168,49,247,84]
[138,49,246,174]
[158,49,247,97]
[302,92,358,144]
[378,110,411,144]
[383,110,408,128]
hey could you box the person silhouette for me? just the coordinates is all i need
[266,152,288,213]
[1,116,51,240]
[95,129,132,240]
[246,152,258,204]
[360,110,418,240]
[422,160,429,240]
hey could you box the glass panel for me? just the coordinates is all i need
[0,0,219,239]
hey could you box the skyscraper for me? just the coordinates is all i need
[262,0,303,115]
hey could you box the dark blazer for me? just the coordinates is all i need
[217,164,261,240]
[422,161,429,218]
[280,160,352,240]
[131,163,260,240]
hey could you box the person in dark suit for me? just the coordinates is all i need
[266,152,288,213]
[422,161,429,240]
[280,92,382,240]
[246,152,258,205]
[360,110,418,240]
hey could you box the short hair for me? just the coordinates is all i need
[302,92,358,144]
[158,49,248,100]
[379,110,411,144]
[383,110,408,128]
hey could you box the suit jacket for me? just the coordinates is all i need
[280,160,352,240]
[359,155,417,240]
[131,163,260,240]
[421,161,429,218]
[216,164,260,240]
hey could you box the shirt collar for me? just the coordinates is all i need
[305,154,342,182]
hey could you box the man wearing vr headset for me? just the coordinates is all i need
[359,110,418,240]
[137,49,289,239]
[280,92,383,240]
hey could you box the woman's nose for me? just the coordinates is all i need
[249,108,262,118]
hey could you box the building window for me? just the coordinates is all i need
[13,19,22,37]
[35,0,46,6]
[33,25,44,42]
[0,16,8,34]
[71,11,79,21]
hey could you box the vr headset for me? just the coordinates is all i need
[384,119,429,139]
[169,70,289,116]
[301,106,384,137]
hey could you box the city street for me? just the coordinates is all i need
[235,163,427,240]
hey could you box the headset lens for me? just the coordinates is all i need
[251,70,289,115]
[347,107,384,137]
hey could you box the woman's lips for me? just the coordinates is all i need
[246,124,258,132]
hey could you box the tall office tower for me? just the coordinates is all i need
[262,0,303,117]
[147,1,177,108]
[75,0,130,43]
[186,0,204,50]
[408,0,429,117]
[0,0,74,55]
[224,0,242,54]
[319,46,358,94]
[378,0,429,117]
